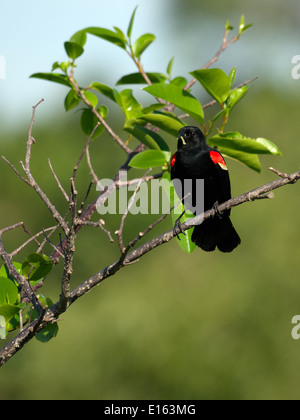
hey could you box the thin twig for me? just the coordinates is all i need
[116,168,152,252]
[76,219,114,243]
[1,156,31,186]
[73,123,100,181]
[68,76,131,155]
[48,159,69,202]
[10,226,58,258]
[50,144,146,263]
[86,144,99,183]
[78,182,93,216]
[185,27,240,91]
[115,172,163,188]
[18,100,69,234]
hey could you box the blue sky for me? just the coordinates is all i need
[1,0,300,132]
[0,0,173,129]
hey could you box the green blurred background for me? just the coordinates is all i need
[1,0,300,400]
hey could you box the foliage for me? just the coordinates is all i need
[30,11,280,173]
[0,9,283,346]
[0,255,57,341]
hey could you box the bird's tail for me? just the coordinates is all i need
[191,216,241,253]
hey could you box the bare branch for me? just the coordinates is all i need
[73,122,100,182]
[116,169,152,252]
[48,159,69,202]
[76,219,114,243]
[50,144,146,263]
[10,225,59,258]
[11,100,70,234]
[1,156,31,186]
[86,145,99,184]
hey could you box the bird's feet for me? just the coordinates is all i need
[212,201,223,219]
[173,211,186,240]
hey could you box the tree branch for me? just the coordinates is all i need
[69,167,300,303]
[1,167,299,367]
[185,26,240,91]
[2,100,70,235]
[68,76,132,155]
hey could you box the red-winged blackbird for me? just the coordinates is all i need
[171,126,241,252]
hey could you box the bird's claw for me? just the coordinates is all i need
[173,211,186,240]
[212,201,223,219]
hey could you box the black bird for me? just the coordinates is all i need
[171,126,241,252]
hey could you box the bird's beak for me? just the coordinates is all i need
[179,135,186,145]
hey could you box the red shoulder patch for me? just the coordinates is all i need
[171,152,176,168]
[209,150,227,170]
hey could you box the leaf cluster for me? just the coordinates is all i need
[30,10,281,174]
[0,254,57,342]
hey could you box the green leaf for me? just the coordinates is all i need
[64,41,84,60]
[228,67,237,87]
[226,86,249,111]
[6,307,22,332]
[90,82,116,102]
[127,6,138,39]
[0,315,6,339]
[125,124,169,151]
[242,23,253,33]
[218,147,261,172]
[85,27,127,49]
[208,132,281,155]
[167,57,175,78]
[116,72,168,85]
[70,30,87,47]
[256,138,282,155]
[36,322,59,343]
[225,20,234,31]
[144,83,204,124]
[190,68,231,104]
[132,112,185,137]
[0,262,22,282]
[30,295,58,342]
[51,61,71,73]
[170,77,188,88]
[162,172,196,254]
[140,103,165,115]
[22,253,53,283]
[30,72,72,88]
[116,89,143,120]
[83,91,98,108]
[0,277,18,305]
[238,15,253,36]
[80,107,107,139]
[113,27,127,44]
[238,15,245,36]
[64,89,80,111]
[212,108,226,124]
[129,150,171,169]
[0,304,20,330]
[132,33,155,58]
